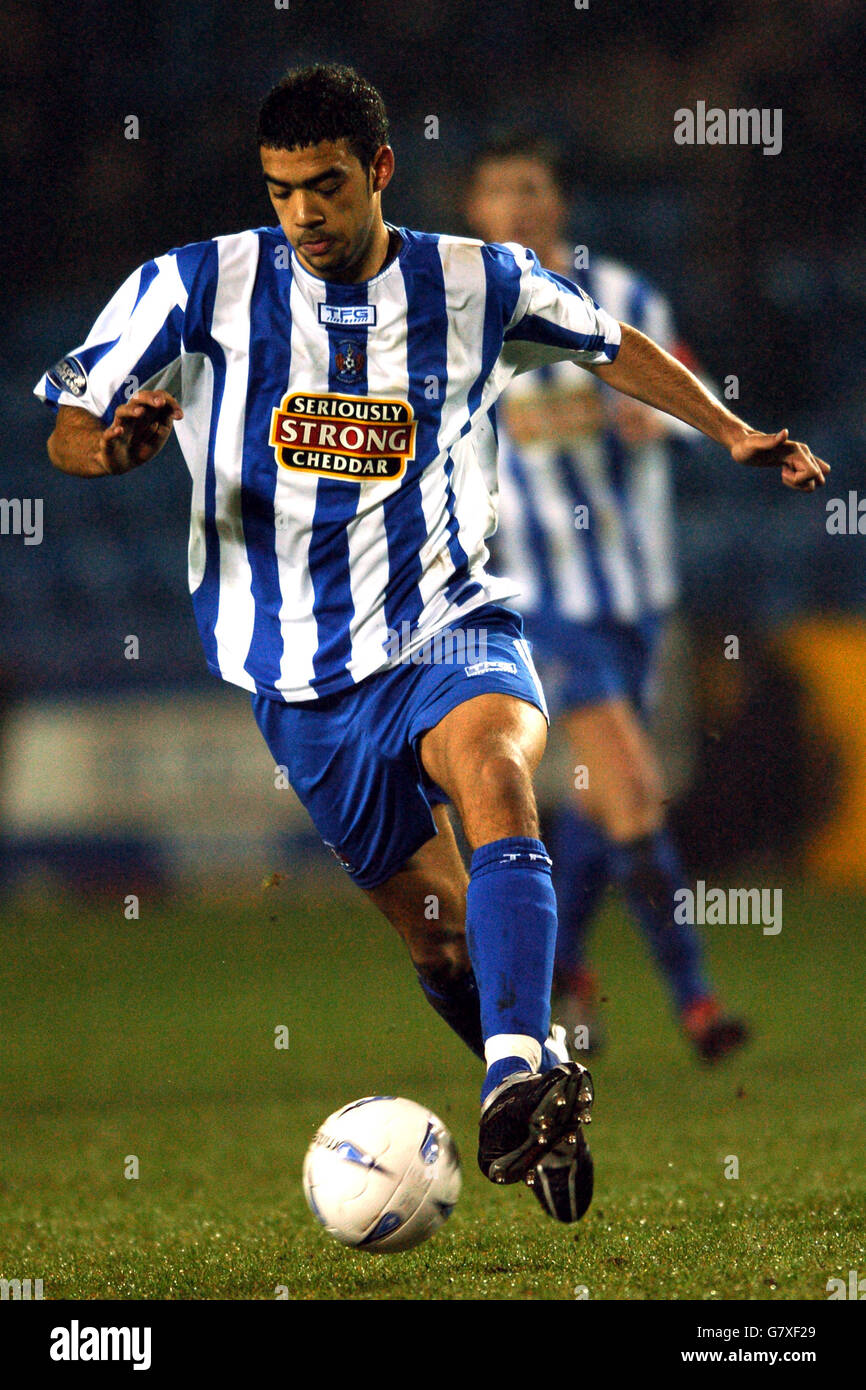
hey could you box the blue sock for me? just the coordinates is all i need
[415,968,484,1059]
[549,805,610,983]
[607,831,711,1013]
[465,836,558,1103]
[484,1056,532,1094]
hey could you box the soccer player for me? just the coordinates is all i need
[464,133,749,1063]
[35,65,828,1224]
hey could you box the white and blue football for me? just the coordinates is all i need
[302,1096,461,1252]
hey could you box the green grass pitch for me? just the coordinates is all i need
[2,878,864,1300]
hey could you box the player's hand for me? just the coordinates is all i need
[97,390,183,475]
[731,428,830,492]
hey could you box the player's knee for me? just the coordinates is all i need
[473,746,534,810]
[452,746,540,843]
[403,886,470,979]
[596,763,664,841]
[411,927,471,983]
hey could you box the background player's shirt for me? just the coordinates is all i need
[492,257,683,628]
[34,227,620,701]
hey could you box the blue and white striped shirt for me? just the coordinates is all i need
[35,226,620,700]
[492,256,682,626]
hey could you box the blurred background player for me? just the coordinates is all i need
[464,132,749,1063]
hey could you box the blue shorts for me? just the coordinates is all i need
[251,604,548,890]
[524,613,663,721]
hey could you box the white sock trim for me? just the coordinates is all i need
[485,1033,543,1072]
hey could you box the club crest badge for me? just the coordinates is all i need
[335,340,365,383]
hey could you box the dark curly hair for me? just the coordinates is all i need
[257,64,389,170]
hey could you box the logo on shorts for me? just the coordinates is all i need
[464,660,518,678]
[323,841,355,873]
[46,355,87,398]
[270,391,416,481]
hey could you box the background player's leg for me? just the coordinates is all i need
[420,693,559,1100]
[548,801,610,1046]
[549,803,609,983]
[364,803,484,1058]
[561,698,745,1055]
[563,698,663,843]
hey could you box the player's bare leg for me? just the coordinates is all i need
[419,692,593,1201]
[418,692,547,848]
[556,696,749,1062]
[365,803,469,974]
[364,804,483,1057]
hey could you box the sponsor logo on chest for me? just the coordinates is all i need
[317,303,377,327]
[269,391,416,480]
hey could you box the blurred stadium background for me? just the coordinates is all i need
[3,0,866,1305]
[3,0,866,898]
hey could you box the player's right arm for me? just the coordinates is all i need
[48,391,184,477]
[34,246,199,477]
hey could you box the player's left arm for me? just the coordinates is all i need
[585,322,829,492]
[607,288,697,445]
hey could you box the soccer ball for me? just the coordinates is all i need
[302,1096,462,1252]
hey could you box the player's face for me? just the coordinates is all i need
[465,157,566,252]
[261,138,393,281]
